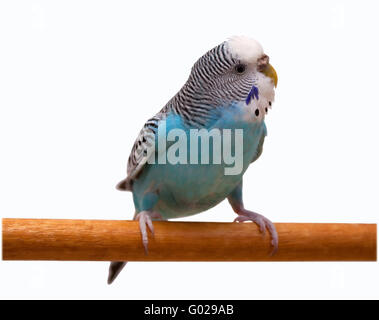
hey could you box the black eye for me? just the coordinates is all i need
[235,64,246,74]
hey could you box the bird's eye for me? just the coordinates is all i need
[235,64,246,74]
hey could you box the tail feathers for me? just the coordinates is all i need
[116,178,132,191]
[107,261,127,284]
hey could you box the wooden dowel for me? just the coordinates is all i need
[2,218,376,261]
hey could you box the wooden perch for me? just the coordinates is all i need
[2,219,376,261]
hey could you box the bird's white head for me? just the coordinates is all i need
[183,35,278,120]
[226,35,278,89]
[226,35,264,63]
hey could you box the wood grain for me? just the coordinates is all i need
[2,218,377,261]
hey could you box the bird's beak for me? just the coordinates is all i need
[262,64,278,88]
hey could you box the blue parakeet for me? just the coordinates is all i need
[108,36,279,284]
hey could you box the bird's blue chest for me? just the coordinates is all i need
[132,104,267,219]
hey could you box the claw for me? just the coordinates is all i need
[146,217,154,236]
[135,211,158,254]
[234,209,278,255]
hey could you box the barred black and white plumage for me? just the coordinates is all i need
[110,35,278,284]
[116,114,163,191]
[117,36,275,192]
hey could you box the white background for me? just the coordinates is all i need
[0,0,378,299]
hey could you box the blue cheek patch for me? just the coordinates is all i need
[245,85,259,105]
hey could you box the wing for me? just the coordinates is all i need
[116,112,165,191]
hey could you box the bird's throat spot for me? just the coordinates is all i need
[246,85,259,105]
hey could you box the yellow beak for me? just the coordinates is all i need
[262,63,278,88]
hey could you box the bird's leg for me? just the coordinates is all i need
[227,180,278,255]
[107,210,162,284]
[134,210,163,254]
[233,206,278,255]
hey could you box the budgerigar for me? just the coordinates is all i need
[108,36,279,284]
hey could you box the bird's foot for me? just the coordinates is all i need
[234,209,278,255]
[135,210,162,254]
